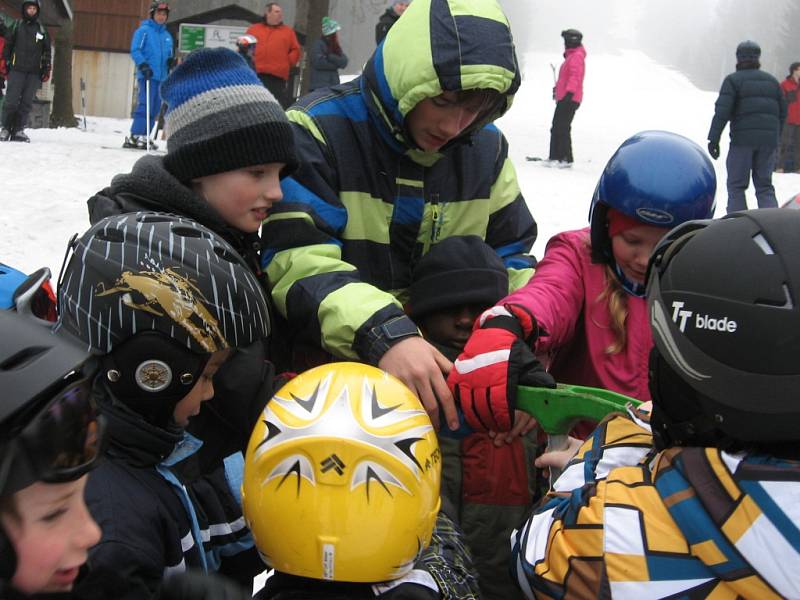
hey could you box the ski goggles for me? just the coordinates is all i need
[0,375,106,496]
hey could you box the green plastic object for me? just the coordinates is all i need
[516,384,641,436]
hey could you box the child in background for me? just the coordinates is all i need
[0,309,103,598]
[57,213,273,599]
[449,131,717,436]
[407,235,538,598]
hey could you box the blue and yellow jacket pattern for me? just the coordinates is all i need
[512,411,800,599]
[261,0,537,364]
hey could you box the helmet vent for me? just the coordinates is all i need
[0,346,48,371]
[751,233,775,255]
[755,284,794,310]
[213,246,239,263]
[137,214,175,223]
[96,228,125,243]
[170,226,210,239]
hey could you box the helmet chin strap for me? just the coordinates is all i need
[612,263,646,298]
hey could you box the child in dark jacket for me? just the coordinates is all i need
[406,235,539,599]
[57,213,273,599]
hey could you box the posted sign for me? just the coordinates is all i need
[178,23,247,53]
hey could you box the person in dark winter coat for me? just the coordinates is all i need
[57,214,272,600]
[261,0,537,434]
[124,1,174,149]
[546,28,585,167]
[308,17,347,91]
[374,0,410,45]
[407,235,540,599]
[776,61,800,172]
[707,40,786,213]
[0,20,7,104]
[0,0,51,143]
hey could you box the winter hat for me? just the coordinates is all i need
[408,236,508,319]
[735,40,760,62]
[321,16,340,37]
[161,47,298,183]
[606,207,658,238]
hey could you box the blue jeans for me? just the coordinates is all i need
[725,144,778,213]
[130,77,162,136]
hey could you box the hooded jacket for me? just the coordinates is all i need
[261,0,537,365]
[554,45,585,104]
[130,18,173,82]
[512,409,800,599]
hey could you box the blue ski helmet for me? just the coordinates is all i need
[589,130,716,263]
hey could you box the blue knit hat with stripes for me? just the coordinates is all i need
[161,47,297,183]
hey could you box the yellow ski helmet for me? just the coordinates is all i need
[242,362,441,583]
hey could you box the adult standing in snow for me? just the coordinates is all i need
[776,61,800,173]
[0,0,51,143]
[375,1,410,45]
[261,0,538,433]
[707,40,785,213]
[245,2,301,109]
[546,28,585,167]
[124,1,173,150]
[308,16,347,92]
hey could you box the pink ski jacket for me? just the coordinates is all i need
[503,228,652,401]
[554,45,586,104]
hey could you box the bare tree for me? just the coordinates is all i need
[49,17,77,128]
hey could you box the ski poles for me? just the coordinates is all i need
[145,78,151,153]
[516,383,641,482]
[79,78,88,131]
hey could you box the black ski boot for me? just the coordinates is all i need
[123,135,142,149]
[0,128,10,141]
[11,130,30,143]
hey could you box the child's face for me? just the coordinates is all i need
[192,163,284,234]
[406,92,483,152]
[610,224,667,285]
[172,349,231,427]
[24,4,38,18]
[2,476,100,595]
[418,304,484,350]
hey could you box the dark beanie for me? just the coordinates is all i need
[161,47,298,183]
[408,236,508,319]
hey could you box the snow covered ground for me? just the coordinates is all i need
[1,50,798,277]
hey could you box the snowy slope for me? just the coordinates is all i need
[1,50,798,276]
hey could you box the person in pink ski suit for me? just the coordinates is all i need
[548,28,586,166]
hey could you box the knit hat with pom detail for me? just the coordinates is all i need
[161,47,298,183]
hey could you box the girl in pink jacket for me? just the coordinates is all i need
[449,131,717,434]
[547,29,586,166]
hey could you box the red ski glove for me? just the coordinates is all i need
[447,304,555,432]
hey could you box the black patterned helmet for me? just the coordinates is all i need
[58,213,270,424]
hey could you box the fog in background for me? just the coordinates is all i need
[500,0,800,91]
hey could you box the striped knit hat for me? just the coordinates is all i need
[161,47,298,183]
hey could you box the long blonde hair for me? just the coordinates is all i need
[595,264,628,354]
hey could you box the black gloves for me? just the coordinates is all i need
[160,571,251,600]
[563,91,574,103]
[138,62,154,80]
[707,140,720,160]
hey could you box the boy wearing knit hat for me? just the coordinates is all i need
[407,236,540,599]
[82,48,299,591]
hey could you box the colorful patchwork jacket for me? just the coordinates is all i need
[512,408,800,598]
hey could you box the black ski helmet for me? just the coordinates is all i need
[561,28,583,48]
[1,311,105,580]
[149,0,169,18]
[58,212,271,427]
[647,209,800,447]
[735,40,761,62]
[589,130,716,264]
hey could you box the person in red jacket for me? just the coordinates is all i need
[777,61,800,172]
[546,28,586,167]
[245,2,301,109]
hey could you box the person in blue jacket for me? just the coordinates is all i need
[124,0,173,150]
